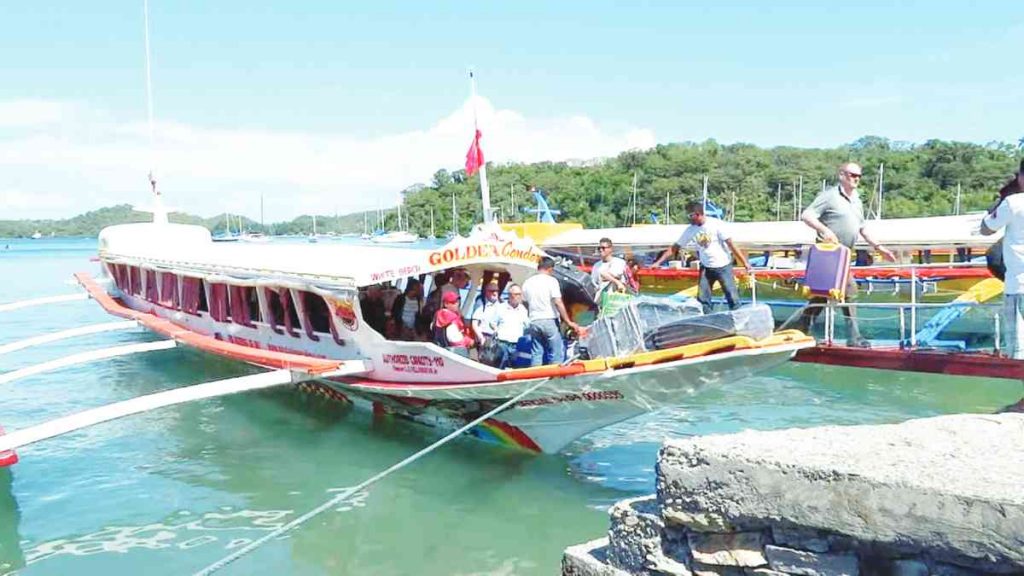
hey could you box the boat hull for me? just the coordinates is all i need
[315,342,804,453]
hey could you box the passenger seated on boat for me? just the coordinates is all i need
[360,284,388,335]
[389,279,424,340]
[420,272,450,329]
[432,291,474,357]
[471,279,502,347]
[488,283,531,368]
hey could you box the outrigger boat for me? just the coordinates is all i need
[533,213,999,302]
[59,217,813,454]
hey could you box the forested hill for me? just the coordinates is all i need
[3,137,1020,238]
[406,136,1021,234]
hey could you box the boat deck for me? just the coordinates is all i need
[793,344,1024,380]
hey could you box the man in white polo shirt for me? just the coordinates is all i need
[522,256,585,366]
[981,159,1024,359]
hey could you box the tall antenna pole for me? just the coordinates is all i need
[876,163,884,220]
[469,70,493,224]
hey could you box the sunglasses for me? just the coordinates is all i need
[599,245,612,250]
[845,172,862,178]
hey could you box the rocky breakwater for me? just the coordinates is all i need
[563,413,1024,575]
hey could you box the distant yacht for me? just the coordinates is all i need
[371,230,419,244]
[30,230,43,240]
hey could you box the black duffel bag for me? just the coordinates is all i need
[986,238,1005,281]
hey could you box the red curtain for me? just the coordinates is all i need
[128,267,141,296]
[145,270,159,302]
[209,283,229,322]
[160,273,179,309]
[181,277,201,315]
[229,285,254,327]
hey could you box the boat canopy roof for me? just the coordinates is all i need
[98,222,546,287]
[540,213,999,251]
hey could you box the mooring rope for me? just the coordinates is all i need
[193,376,552,576]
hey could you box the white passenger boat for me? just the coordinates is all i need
[79,217,812,453]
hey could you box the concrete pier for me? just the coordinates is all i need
[563,413,1024,575]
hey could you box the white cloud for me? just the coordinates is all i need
[0,100,70,128]
[0,97,655,220]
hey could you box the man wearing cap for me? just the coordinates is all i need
[522,256,585,366]
[981,159,1024,359]
[795,162,896,347]
[432,290,473,356]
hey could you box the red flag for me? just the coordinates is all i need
[465,129,484,176]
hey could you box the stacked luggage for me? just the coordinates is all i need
[580,298,775,359]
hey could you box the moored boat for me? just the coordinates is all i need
[87,219,812,453]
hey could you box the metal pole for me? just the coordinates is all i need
[899,306,906,348]
[877,163,884,220]
[910,266,917,347]
[955,182,961,216]
[775,183,781,221]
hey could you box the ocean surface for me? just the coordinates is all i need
[0,237,1019,575]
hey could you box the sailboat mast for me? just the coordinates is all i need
[452,191,458,236]
[631,171,638,225]
[430,206,435,238]
[876,163,884,220]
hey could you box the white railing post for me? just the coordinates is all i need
[899,306,906,348]
[994,309,1001,355]
[909,266,918,348]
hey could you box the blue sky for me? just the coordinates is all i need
[1,1,1021,219]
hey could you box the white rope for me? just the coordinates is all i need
[0,340,177,386]
[0,320,138,356]
[0,369,298,453]
[0,293,88,313]
[192,376,552,576]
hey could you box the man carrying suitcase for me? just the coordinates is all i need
[796,162,895,347]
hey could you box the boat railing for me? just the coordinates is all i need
[782,299,1003,352]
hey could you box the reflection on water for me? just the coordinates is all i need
[1,238,1021,575]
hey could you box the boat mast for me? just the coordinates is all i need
[955,181,962,216]
[775,183,782,221]
[664,191,670,224]
[260,194,264,232]
[631,171,638,225]
[452,190,458,236]
[429,206,435,238]
[142,0,166,224]
[701,174,708,213]
[469,70,493,224]
[876,163,884,220]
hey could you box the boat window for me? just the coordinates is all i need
[145,270,159,303]
[229,285,256,327]
[197,279,208,313]
[128,266,142,296]
[299,291,332,341]
[159,272,179,310]
[109,264,128,292]
[209,283,230,322]
[181,277,202,315]
[264,287,286,334]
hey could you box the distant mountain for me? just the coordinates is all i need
[0,204,383,238]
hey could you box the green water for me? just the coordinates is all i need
[0,239,1019,575]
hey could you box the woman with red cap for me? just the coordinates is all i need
[432,291,474,356]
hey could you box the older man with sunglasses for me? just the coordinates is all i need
[795,162,895,347]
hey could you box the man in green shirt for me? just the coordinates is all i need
[795,162,895,347]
